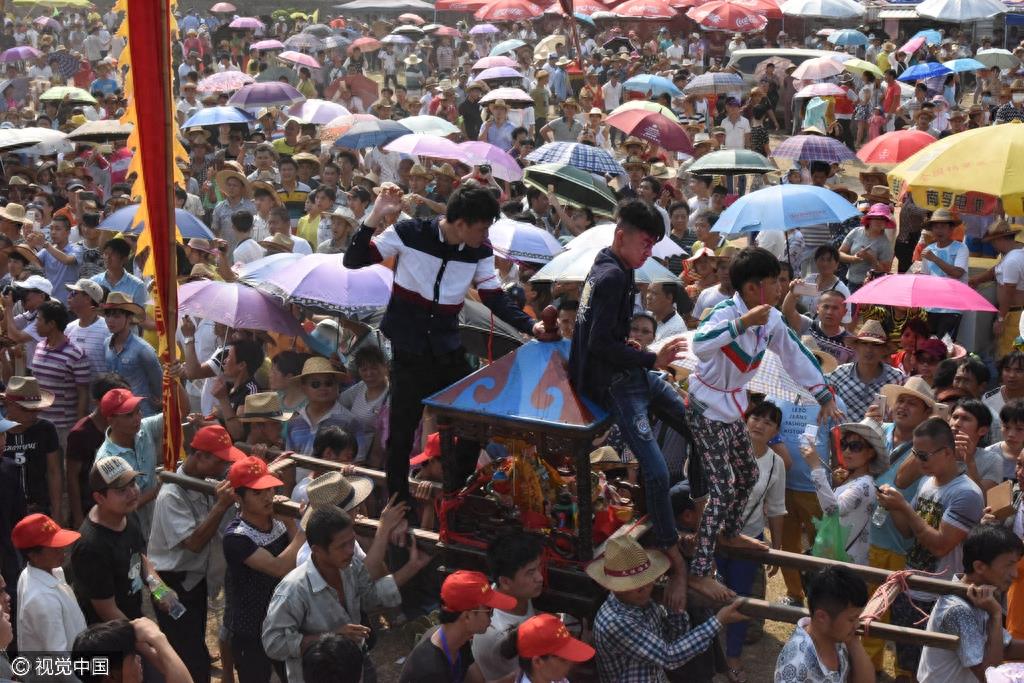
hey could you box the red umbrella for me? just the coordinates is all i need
[434,26,464,37]
[730,0,782,19]
[687,0,767,32]
[613,0,678,18]
[856,130,936,165]
[545,0,608,13]
[348,37,382,54]
[474,0,544,21]
[325,75,380,106]
[606,109,694,153]
[436,0,489,9]
[329,18,347,28]
[668,0,708,8]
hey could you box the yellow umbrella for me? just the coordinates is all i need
[842,57,883,78]
[889,121,1024,214]
[533,35,566,60]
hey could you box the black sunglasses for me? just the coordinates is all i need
[912,446,947,462]
[840,439,868,452]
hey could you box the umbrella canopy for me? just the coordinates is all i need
[687,0,768,32]
[392,25,425,38]
[474,0,543,21]
[686,149,775,175]
[469,23,500,34]
[457,141,523,181]
[773,134,856,163]
[0,46,42,62]
[847,274,997,312]
[791,56,844,81]
[210,1,236,10]
[227,82,305,109]
[531,246,676,283]
[709,184,859,235]
[398,115,462,136]
[321,114,378,144]
[261,256,394,315]
[178,281,306,336]
[526,142,625,175]
[888,122,1024,214]
[479,87,534,104]
[610,100,680,122]
[913,29,944,44]
[381,34,413,45]
[780,0,864,17]
[333,118,412,149]
[349,37,382,54]
[287,99,351,124]
[39,86,95,104]
[566,223,685,258]
[841,57,884,77]
[251,39,286,50]
[326,74,379,106]
[197,71,254,93]
[943,58,987,73]
[898,62,952,82]
[606,109,694,154]
[384,133,464,159]
[229,16,264,29]
[828,29,868,47]
[856,129,936,165]
[613,0,678,18]
[975,49,1020,69]
[278,51,320,69]
[916,0,1005,22]
[436,0,490,9]
[67,119,133,142]
[99,205,215,239]
[488,218,565,263]
[795,82,848,98]
[255,66,298,85]
[490,39,527,56]
[34,17,60,31]
[900,36,927,55]
[623,74,683,97]
[433,26,463,37]
[398,12,425,23]
[236,253,305,284]
[0,128,70,154]
[683,71,744,96]
[476,66,524,81]
[182,106,254,128]
[283,34,324,51]
[523,163,617,217]
[303,24,334,38]
[472,55,518,70]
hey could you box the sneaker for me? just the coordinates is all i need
[778,595,804,608]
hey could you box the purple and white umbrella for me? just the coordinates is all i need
[34,16,60,31]
[526,142,625,175]
[487,218,564,263]
[178,280,306,336]
[227,81,305,109]
[283,33,324,51]
[381,34,413,45]
[278,50,321,69]
[472,55,518,70]
[772,134,857,163]
[384,133,463,159]
[469,23,500,34]
[476,66,523,80]
[260,255,394,315]
[457,141,523,181]
[229,16,265,30]
[0,46,41,63]
[795,82,848,98]
[251,39,285,50]
[479,87,533,103]
[287,99,351,124]
[196,70,255,93]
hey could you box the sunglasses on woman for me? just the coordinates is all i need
[840,439,868,452]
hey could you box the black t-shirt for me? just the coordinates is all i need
[458,99,483,141]
[71,516,146,624]
[397,626,474,683]
[222,516,290,638]
[2,419,61,513]
[67,415,106,518]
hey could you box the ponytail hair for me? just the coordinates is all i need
[498,627,533,673]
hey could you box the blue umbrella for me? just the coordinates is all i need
[942,57,987,73]
[490,39,526,56]
[828,29,868,47]
[709,184,859,235]
[332,119,412,149]
[99,205,215,239]
[623,74,683,97]
[914,29,943,45]
[574,12,596,27]
[897,61,953,82]
[525,142,625,175]
[181,106,254,128]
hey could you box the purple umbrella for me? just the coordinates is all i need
[50,50,79,80]
[260,255,394,315]
[178,280,306,336]
[229,16,265,30]
[772,134,857,163]
[227,81,305,109]
[251,39,285,50]
[384,133,463,159]
[476,66,523,80]
[1,46,42,63]
[34,17,60,31]
[469,23,500,34]
[457,141,523,181]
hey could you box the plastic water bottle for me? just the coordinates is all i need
[147,576,186,620]
[871,504,889,528]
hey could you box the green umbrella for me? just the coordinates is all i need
[686,149,776,176]
[523,163,618,217]
[39,86,96,105]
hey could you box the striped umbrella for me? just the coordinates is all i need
[772,134,856,163]
[683,71,744,95]
[526,142,626,175]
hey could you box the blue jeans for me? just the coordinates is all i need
[715,534,763,658]
[606,368,689,549]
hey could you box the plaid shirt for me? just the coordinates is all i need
[593,593,722,683]
[827,361,906,423]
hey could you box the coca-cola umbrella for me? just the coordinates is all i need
[730,0,782,18]
[613,0,678,18]
[687,0,767,32]
[546,0,608,12]
[436,0,489,9]
[606,109,694,154]
[474,0,544,22]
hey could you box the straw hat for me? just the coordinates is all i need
[214,169,252,198]
[649,163,676,180]
[404,54,422,66]
[623,155,650,171]
[10,244,42,268]
[408,163,433,179]
[1,376,55,410]
[585,535,670,592]
[555,56,572,67]
[433,163,459,180]
[881,375,935,412]
[301,470,375,528]
[831,185,858,204]
[848,319,890,346]
[259,232,294,253]
[861,185,892,205]
[185,263,219,282]
[239,392,293,423]
[250,179,281,204]
[292,152,321,171]
[102,291,145,319]
[289,355,347,386]
[0,203,29,224]
[981,219,1021,242]
[925,208,961,226]
[800,335,838,373]
[488,98,508,112]
[837,417,889,476]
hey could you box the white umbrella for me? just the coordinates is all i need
[564,223,685,259]
[0,127,71,154]
[791,56,844,81]
[286,99,350,124]
[975,48,1020,70]
[915,0,1004,22]
[530,247,677,284]
[487,218,564,263]
[780,0,864,19]
[398,115,461,136]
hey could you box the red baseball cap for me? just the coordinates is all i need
[517,613,595,661]
[191,425,245,462]
[12,513,81,550]
[441,570,516,612]
[409,432,441,466]
[228,455,284,490]
[99,388,144,419]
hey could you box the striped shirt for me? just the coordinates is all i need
[65,317,109,378]
[32,337,91,430]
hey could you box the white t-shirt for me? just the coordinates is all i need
[471,601,535,682]
[601,81,622,111]
[232,238,263,266]
[721,116,751,150]
[740,449,787,538]
[995,248,1024,291]
[65,316,110,378]
[694,285,730,319]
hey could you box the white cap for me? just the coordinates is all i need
[17,274,53,296]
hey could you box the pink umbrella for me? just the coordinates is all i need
[795,82,848,98]
[210,1,236,11]
[474,0,543,22]
[472,55,518,70]
[847,274,997,312]
[320,113,378,144]
[856,129,935,165]
[349,37,382,54]
[398,12,426,24]
[613,0,679,18]
[434,26,463,37]
[457,141,523,181]
[178,280,306,336]
[476,66,524,80]
[900,35,926,55]
[605,109,694,153]
[385,134,464,159]
[791,55,844,81]
[479,87,533,103]
[229,16,265,30]
[196,70,255,93]
[251,39,285,50]
[278,51,321,69]
[287,99,351,124]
